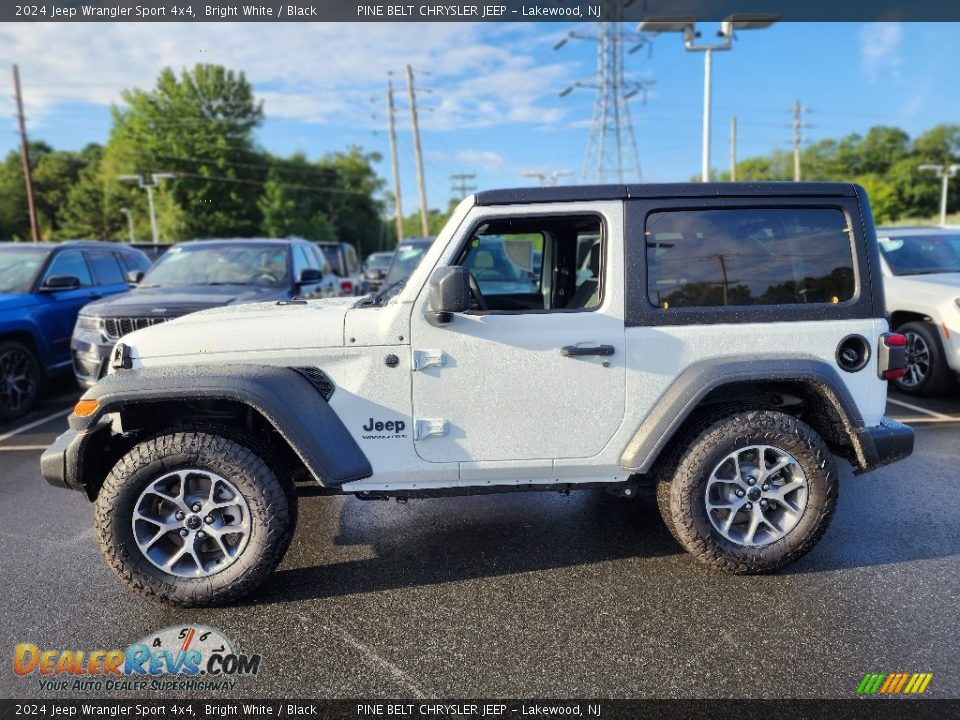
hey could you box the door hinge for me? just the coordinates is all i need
[415,418,449,440]
[413,349,447,371]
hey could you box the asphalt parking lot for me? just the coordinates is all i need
[1,383,958,700]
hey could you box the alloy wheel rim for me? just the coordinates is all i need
[705,444,809,548]
[900,331,930,388]
[132,469,252,578]
[0,347,37,414]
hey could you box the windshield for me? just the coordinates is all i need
[0,247,50,294]
[366,253,393,271]
[143,244,290,287]
[384,243,431,285]
[879,233,960,276]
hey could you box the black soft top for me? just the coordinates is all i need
[475,182,857,206]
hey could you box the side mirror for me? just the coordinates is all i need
[426,266,471,326]
[298,267,323,284]
[126,270,145,284]
[40,275,81,291]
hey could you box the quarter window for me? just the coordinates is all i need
[646,208,854,308]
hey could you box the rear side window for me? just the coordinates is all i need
[86,250,125,285]
[646,208,854,309]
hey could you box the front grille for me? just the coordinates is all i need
[103,316,167,340]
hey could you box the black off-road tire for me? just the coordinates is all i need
[94,431,294,606]
[656,410,838,574]
[893,321,955,397]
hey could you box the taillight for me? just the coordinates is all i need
[878,333,907,380]
[340,281,353,294]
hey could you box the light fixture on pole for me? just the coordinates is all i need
[118,207,135,243]
[918,163,960,226]
[118,173,175,244]
[639,13,778,182]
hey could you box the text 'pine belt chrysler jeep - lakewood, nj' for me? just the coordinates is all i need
[41,183,914,606]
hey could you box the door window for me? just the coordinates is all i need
[86,250,125,285]
[456,215,603,312]
[44,250,92,287]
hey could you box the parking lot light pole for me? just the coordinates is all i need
[918,163,960,226]
[639,14,778,182]
[119,207,135,243]
[118,173,175,244]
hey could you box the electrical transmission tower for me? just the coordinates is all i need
[556,7,654,184]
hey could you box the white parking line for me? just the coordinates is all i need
[887,397,954,420]
[0,445,49,452]
[890,416,960,424]
[0,408,72,444]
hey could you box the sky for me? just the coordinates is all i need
[0,21,958,216]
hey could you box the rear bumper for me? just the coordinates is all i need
[855,417,914,472]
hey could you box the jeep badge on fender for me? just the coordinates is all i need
[40,182,914,607]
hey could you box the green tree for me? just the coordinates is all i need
[104,64,265,240]
[258,171,336,242]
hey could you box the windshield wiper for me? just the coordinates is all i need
[359,280,406,307]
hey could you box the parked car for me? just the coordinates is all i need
[362,251,395,292]
[71,238,337,387]
[0,241,150,420]
[876,226,960,395]
[379,238,434,290]
[316,241,364,296]
[43,182,913,606]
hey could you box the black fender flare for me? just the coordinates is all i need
[618,355,869,473]
[69,364,372,487]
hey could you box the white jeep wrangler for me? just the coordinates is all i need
[42,183,914,606]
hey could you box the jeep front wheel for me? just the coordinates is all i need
[657,410,837,574]
[94,431,294,606]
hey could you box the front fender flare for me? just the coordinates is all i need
[70,364,372,486]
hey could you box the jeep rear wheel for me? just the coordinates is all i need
[657,410,837,574]
[94,431,294,606]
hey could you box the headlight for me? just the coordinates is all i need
[75,315,103,332]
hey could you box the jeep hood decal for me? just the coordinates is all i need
[119,297,356,359]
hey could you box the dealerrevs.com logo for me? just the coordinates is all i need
[857,672,934,696]
[13,625,261,693]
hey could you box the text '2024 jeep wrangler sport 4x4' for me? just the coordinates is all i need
[41,183,914,606]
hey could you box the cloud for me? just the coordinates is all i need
[0,22,575,134]
[428,149,505,171]
[859,22,903,83]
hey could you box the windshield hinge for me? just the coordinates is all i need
[412,349,447,371]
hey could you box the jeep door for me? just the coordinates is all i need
[409,201,626,466]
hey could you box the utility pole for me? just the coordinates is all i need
[405,64,429,237]
[13,65,39,243]
[918,163,960,226]
[729,116,737,181]
[118,173,175,244]
[556,4,653,183]
[386,80,404,243]
[119,207,135,243]
[790,99,811,182]
[450,173,477,199]
[640,15,778,183]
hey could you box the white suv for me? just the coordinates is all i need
[42,183,913,606]
[877,227,960,395]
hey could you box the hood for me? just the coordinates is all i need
[80,284,286,318]
[891,272,960,291]
[0,293,41,313]
[121,296,358,360]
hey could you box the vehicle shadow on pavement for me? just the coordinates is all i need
[244,490,682,605]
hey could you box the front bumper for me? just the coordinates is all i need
[40,419,110,493]
[856,417,914,472]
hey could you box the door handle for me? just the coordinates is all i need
[561,344,615,357]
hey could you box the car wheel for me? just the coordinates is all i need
[893,321,954,396]
[94,431,294,606]
[0,340,41,422]
[656,410,837,574]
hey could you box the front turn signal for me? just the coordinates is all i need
[73,399,100,417]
